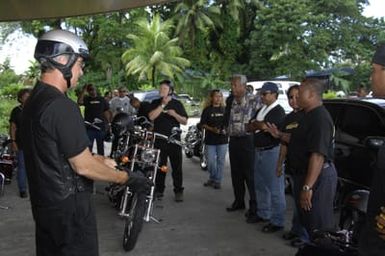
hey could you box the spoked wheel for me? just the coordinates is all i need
[122,192,146,251]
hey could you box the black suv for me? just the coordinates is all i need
[324,98,385,195]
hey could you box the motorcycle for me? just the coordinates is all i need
[184,124,207,170]
[108,113,182,251]
[296,188,369,256]
[0,134,16,184]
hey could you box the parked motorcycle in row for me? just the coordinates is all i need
[107,113,182,251]
[0,134,16,184]
[184,124,207,170]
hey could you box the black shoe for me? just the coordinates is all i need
[290,238,306,248]
[203,180,214,187]
[246,215,269,224]
[226,203,245,212]
[262,223,284,233]
[175,192,184,202]
[19,191,28,198]
[213,182,221,189]
[282,231,298,241]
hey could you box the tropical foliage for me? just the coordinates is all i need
[121,14,190,87]
[0,0,384,97]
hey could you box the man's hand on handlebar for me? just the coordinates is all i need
[125,170,153,192]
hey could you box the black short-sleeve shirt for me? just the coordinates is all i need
[149,98,188,137]
[83,95,109,130]
[200,106,228,145]
[21,81,90,206]
[9,105,24,148]
[282,110,305,137]
[287,105,334,174]
[253,105,285,147]
[359,146,385,254]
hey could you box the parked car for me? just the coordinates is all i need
[247,80,300,113]
[132,90,160,103]
[323,98,385,202]
[132,90,200,117]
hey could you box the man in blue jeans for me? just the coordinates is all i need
[9,88,31,198]
[247,82,286,231]
[77,83,111,155]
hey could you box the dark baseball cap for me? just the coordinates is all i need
[372,44,385,66]
[260,82,279,93]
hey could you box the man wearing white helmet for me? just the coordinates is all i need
[21,30,150,256]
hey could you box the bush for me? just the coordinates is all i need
[0,98,17,134]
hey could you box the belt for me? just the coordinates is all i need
[255,145,277,151]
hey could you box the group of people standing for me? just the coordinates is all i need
[197,75,337,249]
[8,28,385,256]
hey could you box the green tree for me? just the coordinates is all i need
[121,14,190,87]
[173,0,221,46]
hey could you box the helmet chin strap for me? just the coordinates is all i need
[48,54,78,88]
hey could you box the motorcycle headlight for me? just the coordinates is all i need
[140,149,157,163]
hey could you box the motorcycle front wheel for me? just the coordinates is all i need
[122,192,147,251]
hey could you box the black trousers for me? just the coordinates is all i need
[228,135,256,211]
[292,164,337,238]
[155,139,183,194]
[32,192,99,256]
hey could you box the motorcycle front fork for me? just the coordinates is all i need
[118,187,132,218]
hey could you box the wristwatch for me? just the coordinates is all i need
[302,185,312,191]
[161,104,166,109]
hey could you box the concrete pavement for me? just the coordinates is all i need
[0,119,298,256]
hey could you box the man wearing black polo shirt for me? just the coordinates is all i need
[78,83,111,155]
[359,43,385,256]
[21,30,149,256]
[148,80,188,202]
[247,82,286,231]
[286,78,337,238]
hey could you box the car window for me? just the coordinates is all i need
[338,104,385,143]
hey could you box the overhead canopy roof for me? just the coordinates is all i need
[0,0,174,22]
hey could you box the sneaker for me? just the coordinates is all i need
[175,192,183,202]
[19,191,28,198]
[203,180,214,187]
[213,182,221,189]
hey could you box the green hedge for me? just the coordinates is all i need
[0,97,17,135]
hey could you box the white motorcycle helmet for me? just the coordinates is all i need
[34,29,90,87]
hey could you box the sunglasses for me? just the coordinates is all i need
[261,91,272,96]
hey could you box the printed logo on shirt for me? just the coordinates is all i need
[286,122,299,130]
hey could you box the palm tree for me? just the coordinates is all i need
[121,14,190,87]
[173,0,221,46]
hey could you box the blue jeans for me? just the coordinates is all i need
[17,150,27,193]
[87,128,105,155]
[206,144,228,183]
[254,146,286,227]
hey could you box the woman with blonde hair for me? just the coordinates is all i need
[199,89,228,189]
